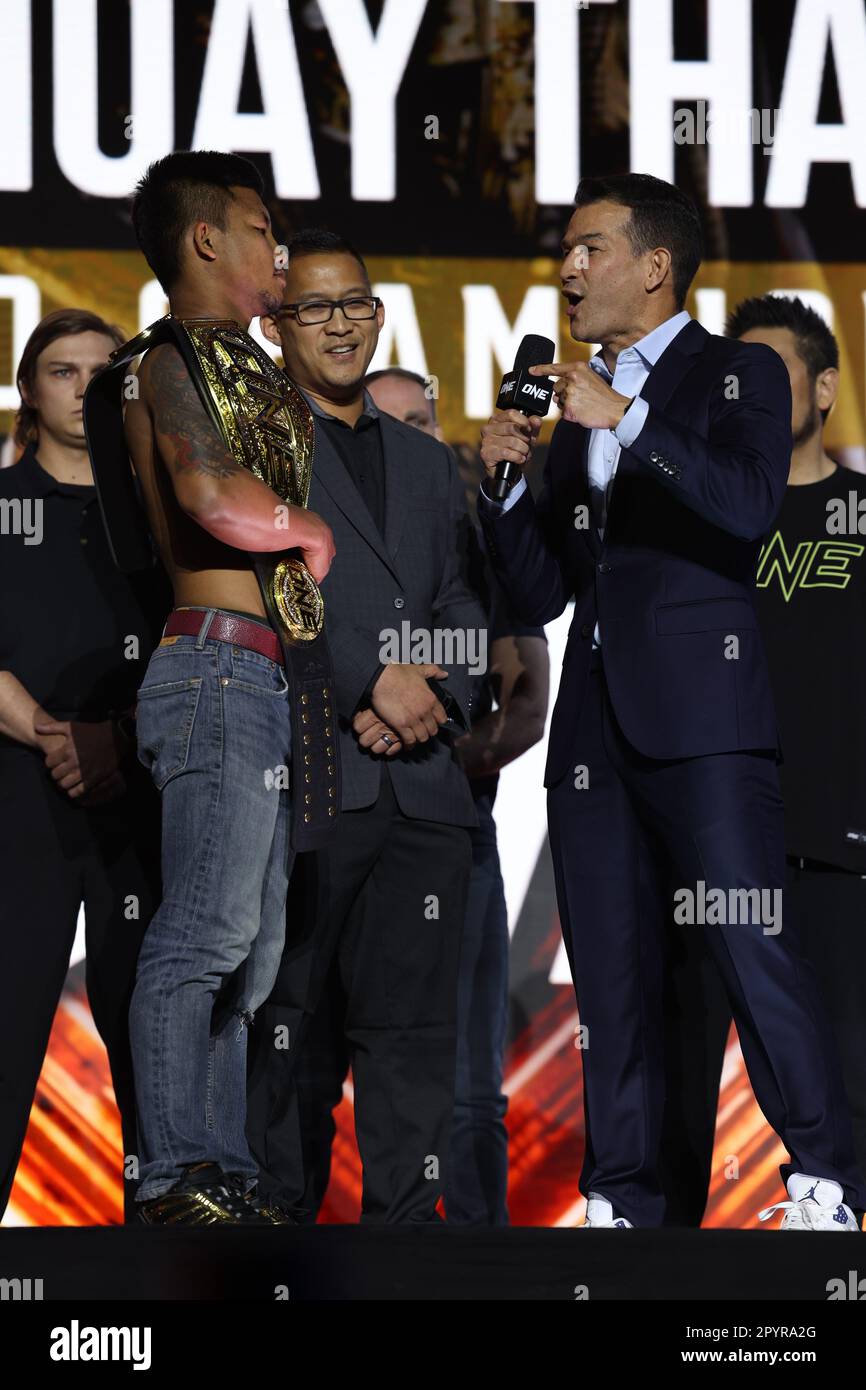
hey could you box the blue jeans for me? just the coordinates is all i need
[130,611,293,1200]
[445,791,510,1224]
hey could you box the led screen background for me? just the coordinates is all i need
[2,0,863,1226]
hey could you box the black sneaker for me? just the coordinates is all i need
[251,1196,306,1226]
[137,1163,274,1226]
[225,1176,304,1226]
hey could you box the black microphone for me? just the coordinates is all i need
[489,334,555,501]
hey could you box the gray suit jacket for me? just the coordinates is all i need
[308,408,485,828]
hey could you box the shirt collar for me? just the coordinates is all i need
[296,384,380,424]
[14,442,93,499]
[588,310,692,382]
[11,443,51,496]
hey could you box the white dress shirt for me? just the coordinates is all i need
[482,310,692,645]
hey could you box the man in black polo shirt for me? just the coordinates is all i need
[0,309,165,1222]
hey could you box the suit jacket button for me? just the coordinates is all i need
[394,597,405,609]
[580,623,592,638]
[598,561,611,574]
[650,451,659,463]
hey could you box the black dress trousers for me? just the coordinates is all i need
[247,766,472,1223]
[0,745,161,1221]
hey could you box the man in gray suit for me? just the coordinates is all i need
[247,230,486,1223]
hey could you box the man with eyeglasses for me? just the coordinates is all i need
[247,229,487,1223]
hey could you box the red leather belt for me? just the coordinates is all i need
[163,608,283,666]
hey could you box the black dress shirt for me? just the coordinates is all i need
[301,389,385,535]
[299,389,388,707]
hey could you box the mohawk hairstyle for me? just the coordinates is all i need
[132,150,265,292]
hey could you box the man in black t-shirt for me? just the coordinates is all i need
[0,310,166,1222]
[660,294,866,1223]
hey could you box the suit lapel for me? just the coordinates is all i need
[606,318,709,521]
[635,316,708,415]
[380,415,410,561]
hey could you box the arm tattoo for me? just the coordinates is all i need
[149,346,241,480]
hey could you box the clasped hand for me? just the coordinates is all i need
[352,662,450,756]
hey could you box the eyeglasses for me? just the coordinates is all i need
[277,296,382,326]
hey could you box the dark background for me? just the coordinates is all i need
[2,0,863,260]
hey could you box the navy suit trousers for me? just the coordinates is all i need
[548,651,866,1225]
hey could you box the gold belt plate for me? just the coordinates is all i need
[273,557,324,643]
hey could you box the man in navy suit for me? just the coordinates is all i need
[478,172,866,1231]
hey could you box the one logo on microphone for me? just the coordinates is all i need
[520,383,550,401]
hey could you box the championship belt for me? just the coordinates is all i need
[178,319,324,643]
[83,314,340,852]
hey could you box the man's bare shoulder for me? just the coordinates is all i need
[136,342,238,481]
[136,341,188,401]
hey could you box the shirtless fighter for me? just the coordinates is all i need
[86,151,335,1225]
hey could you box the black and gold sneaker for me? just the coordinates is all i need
[137,1163,273,1226]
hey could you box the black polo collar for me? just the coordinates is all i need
[14,442,95,500]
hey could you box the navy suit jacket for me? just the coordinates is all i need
[479,319,792,786]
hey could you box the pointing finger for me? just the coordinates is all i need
[530,362,588,377]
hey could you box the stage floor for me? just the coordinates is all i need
[0,1225,856,1301]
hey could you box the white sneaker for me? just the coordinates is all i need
[580,1192,634,1228]
[758,1173,860,1231]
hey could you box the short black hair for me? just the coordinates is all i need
[132,150,265,292]
[574,172,703,308]
[726,293,839,425]
[285,228,370,284]
[365,367,437,420]
[725,294,839,379]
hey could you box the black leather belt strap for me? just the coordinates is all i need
[83,315,340,851]
[252,553,339,848]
